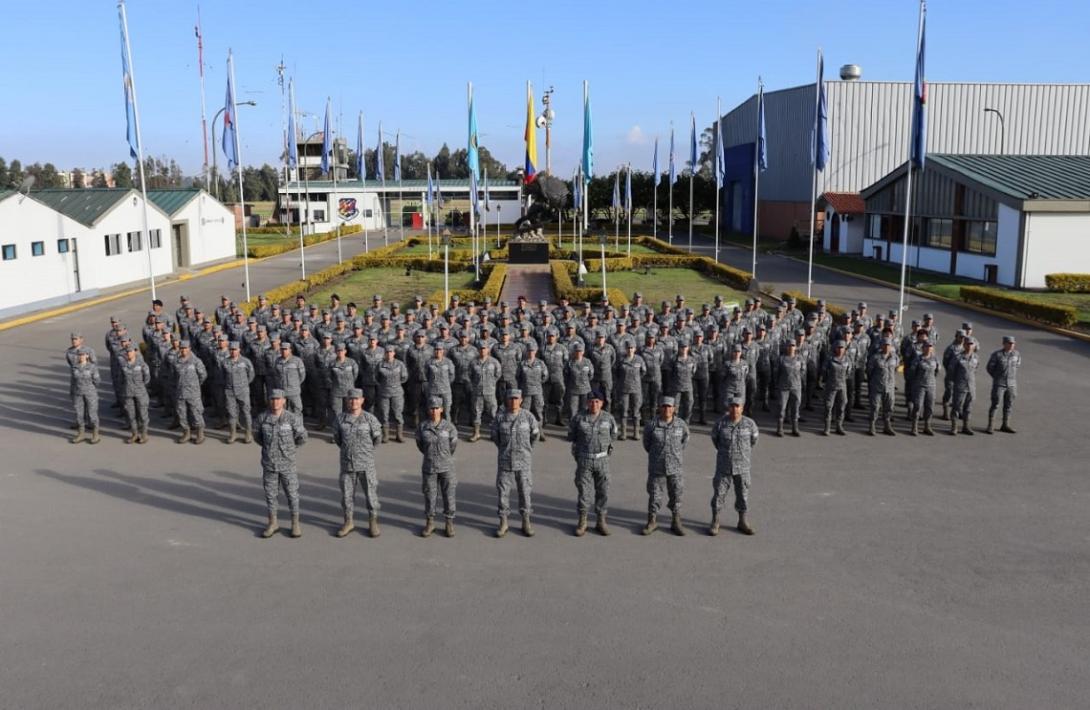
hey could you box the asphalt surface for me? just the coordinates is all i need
[2,231,1089,708]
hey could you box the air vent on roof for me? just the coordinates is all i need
[840,64,862,81]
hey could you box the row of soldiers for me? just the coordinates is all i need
[250,384,759,541]
[66,291,1022,446]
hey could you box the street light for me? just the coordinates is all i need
[540,87,555,175]
[441,229,452,308]
[210,100,256,200]
[983,107,1005,154]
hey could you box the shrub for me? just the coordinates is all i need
[245,224,362,258]
[549,260,628,306]
[1045,273,1090,293]
[424,264,508,306]
[781,291,848,319]
[961,287,1077,327]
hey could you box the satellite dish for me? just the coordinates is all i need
[535,115,547,129]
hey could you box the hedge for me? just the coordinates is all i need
[246,224,363,258]
[425,264,508,306]
[780,291,848,318]
[573,253,753,293]
[961,286,1078,327]
[1045,273,1090,293]
[550,260,629,306]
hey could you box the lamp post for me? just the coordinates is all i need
[210,100,256,200]
[441,228,452,308]
[540,86,555,175]
[983,107,1005,154]
[495,203,502,247]
[597,228,608,303]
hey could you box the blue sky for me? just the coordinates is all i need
[2,0,1086,178]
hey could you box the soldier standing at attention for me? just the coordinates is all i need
[327,343,359,431]
[564,341,595,424]
[118,345,151,444]
[616,341,647,440]
[517,341,549,440]
[424,343,456,422]
[254,389,308,539]
[540,328,568,426]
[416,397,460,538]
[709,397,759,536]
[274,342,306,415]
[909,340,940,436]
[670,341,697,422]
[567,390,619,537]
[469,343,502,442]
[376,345,409,443]
[332,389,383,538]
[821,340,851,436]
[222,341,255,444]
[642,396,690,536]
[867,338,899,436]
[70,350,101,444]
[986,336,1021,434]
[950,337,979,436]
[775,340,805,437]
[491,389,541,538]
[174,340,208,444]
[449,331,477,426]
[941,330,965,420]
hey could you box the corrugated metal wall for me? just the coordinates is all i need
[866,171,996,219]
[719,81,1090,202]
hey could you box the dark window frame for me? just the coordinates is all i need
[31,241,45,257]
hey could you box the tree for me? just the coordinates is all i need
[40,163,62,188]
[0,157,8,189]
[72,168,85,188]
[112,162,133,188]
[91,170,108,188]
[8,159,24,189]
[433,143,452,178]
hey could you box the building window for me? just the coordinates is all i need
[964,221,997,256]
[31,241,45,256]
[105,233,122,256]
[2,244,15,261]
[149,229,162,249]
[927,218,953,249]
[57,239,70,254]
[364,209,373,218]
[313,210,326,222]
[127,230,142,252]
[867,214,881,240]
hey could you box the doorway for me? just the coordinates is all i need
[830,214,841,253]
[172,224,188,269]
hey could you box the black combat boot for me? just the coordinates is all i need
[835,422,847,436]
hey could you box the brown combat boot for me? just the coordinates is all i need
[630,423,639,440]
[776,420,784,437]
[961,421,974,435]
[444,519,455,538]
[940,403,949,420]
[243,428,253,444]
[867,421,876,436]
[194,427,205,444]
[641,514,657,535]
[671,512,686,536]
[791,420,801,437]
[620,423,627,440]
[522,513,534,537]
[575,512,588,537]
[708,513,720,537]
[469,425,480,443]
[89,426,101,444]
[495,516,508,538]
[261,513,278,539]
[883,420,896,436]
[421,517,435,538]
[227,424,237,444]
[1000,415,1016,434]
[737,512,755,535]
[821,421,831,436]
[127,429,138,444]
[369,513,381,538]
[596,513,610,536]
[910,420,918,436]
[70,427,85,444]
[985,415,995,434]
[289,513,302,538]
[835,422,847,436]
[923,418,935,435]
[394,425,403,443]
[950,417,959,435]
[177,427,191,443]
[336,516,354,538]
[381,426,389,443]
[138,426,149,444]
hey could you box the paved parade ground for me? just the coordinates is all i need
[2,232,1089,708]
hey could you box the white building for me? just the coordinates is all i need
[148,189,236,269]
[820,192,866,254]
[0,187,236,318]
[278,178,523,234]
[860,154,1090,288]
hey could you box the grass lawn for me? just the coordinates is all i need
[303,267,477,308]
[581,267,751,308]
[250,201,277,222]
[917,285,1090,327]
[807,252,977,290]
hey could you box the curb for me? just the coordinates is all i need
[778,253,1090,345]
[0,257,246,333]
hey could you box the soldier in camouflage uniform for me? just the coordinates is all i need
[709,397,759,536]
[222,341,255,444]
[424,344,456,423]
[567,390,618,536]
[941,330,965,420]
[416,396,460,538]
[449,331,476,426]
[254,389,308,539]
[118,345,151,444]
[909,340,940,435]
[174,340,208,444]
[775,340,804,437]
[332,389,383,538]
[70,350,101,444]
[540,329,568,425]
[469,343,502,442]
[564,341,595,423]
[642,396,690,536]
[821,340,851,436]
[950,337,979,435]
[589,333,616,413]
[867,338,899,436]
[491,389,541,538]
[985,335,1021,434]
[616,341,647,440]
[274,342,306,415]
[327,343,360,430]
[517,340,549,440]
[376,345,409,443]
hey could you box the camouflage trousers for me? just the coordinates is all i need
[952,390,974,422]
[377,394,404,428]
[647,474,683,515]
[422,470,457,520]
[340,468,379,518]
[912,385,936,422]
[823,386,848,428]
[567,391,589,422]
[225,390,252,431]
[472,392,498,428]
[869,390,894,426]
[523,392,545,426]
[263,467,300,516]
[73,392,99,428]
[617,391,642,428]
[283,391,304,415]
[176,395,205,430]
[711,471,750,514]
[496,468,532,517]
[122,395,149,431]
[777,388,801,424]
[989,384,1016,417]
[574,458,610,515]
[545,381,566,424]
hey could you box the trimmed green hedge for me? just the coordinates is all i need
[425,264,508,306]
[246,224,363,258]
[550,261,629,306]
[1045,273,1090,293]
[781,291,847,318]
[961,286,1078,327]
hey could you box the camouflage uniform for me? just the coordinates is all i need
[327,356,360,421]
[775,353,804,431]
[986,345,1021,427]
[564,353,595,422]
[416,417,460,520]
[616,351,647,433]
[567,408,618,516]
[867,349,900,433]
[70,360,100,430]
[254,408,307,516]
[119,355,151,436]
[710,414,759,513]
[470,355,502,430]
[642,415,690,515]
[517,354,549,426]
[376,356,409,431]
[424,356,456,421]
[670,353,697,422]
[910,350,940,429]
[332,409,383,518]
[491,407,540,517]
[222,354,256,434]
[274,354,307,414]
[174,353,208,430]
[951,350,979,427]
[822,352,851,433]
[541,340,569,424]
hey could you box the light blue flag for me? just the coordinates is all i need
[469,170,480,220]
[287,81,299,171]
[814,51,829,172]
[321,98,332,175]
[581,87,593,182]
[612,171,620,211]
[355,112,364,183]
[689,113,698,171]
[715,120,726,188]
[467,90,480,181]
[624,166,632,212]
[375,122,385,183]
[393,130,401,182]
[757,84,768,172]
[221,52,239,173]
[118,3,139,160]
[668,128,677,185]
[652,137,660,187]
[426,163,434,206]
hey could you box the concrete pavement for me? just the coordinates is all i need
[1,231,1089,707]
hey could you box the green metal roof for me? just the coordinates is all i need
[30,188,133,227]
[148,188,200,216]
[286,178,521,189]
[929,154,1090,200]
[0,189,14,202]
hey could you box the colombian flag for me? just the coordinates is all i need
[524,81,538,182]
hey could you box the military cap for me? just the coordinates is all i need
[125,344,139,353]
[279,342,293,350]
[368,333,379,341]
[451,295,461,302]
[732,344,743,352]
[179,340,192,348]
[335,314,346,322]
[335,342,346,351]
[346,388,364,399]
[257,325,268,332]
[742,327,752,335]
[708,324,720,333]
[675,294,685,301]
[625,341,636,349]
[506,388,523,399]
[519,323,530,331]
[911,320,921,327]
[693,330,705,338]
[109,316,119,324]
[795,328,806,337]
[269,332,281,340]
[757,324,767,331]
[923,312,934,320]
[427,396,445,409]
[268,388,286,400]
[745,298,754,306]
[413,330,426,339]
[434,342,446,350]
[573,341,585,351]
[309,304,319,311]
[229,341,240,350]
[70,332,82,339]
[881,338,894,346]
[727,396,745,407]
[300,325,311,332]
[962,322,973,330]
[293,316,302,323]
[786,296,797,304]
[816,299,826,306]
[1003,335,1016,344]
[660,396,676,407]
[526,340,539,351]
[922,340,935,349]
[217,334,228,342]
[588,389,605,401]
[546,327,559,337]
[384,345,397,353]
[833,340,846,349]
[633,291,643,298]
[858,301,867,308]
[396,325,406,332]
[373,294,383,301]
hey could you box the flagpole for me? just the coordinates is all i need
[358,112,368,254]
[397,134,404,243]
[807,51,822,298]
[468,82,478,282]
[714,97,721,264]
[669,127,674,245]
[899,0,926,318]
[196,8,210,192]
[653,138,658,242]
[289,81,306,279]
[626,164,633,258]
[688,112,695,254]
[426,163,433,258]
[752,79,762,279]
[614,172,620,251]
[119,0,157,301]
[227,52,251,300]
[329,99,342,264]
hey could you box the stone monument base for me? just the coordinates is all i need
[509,241,549,264]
